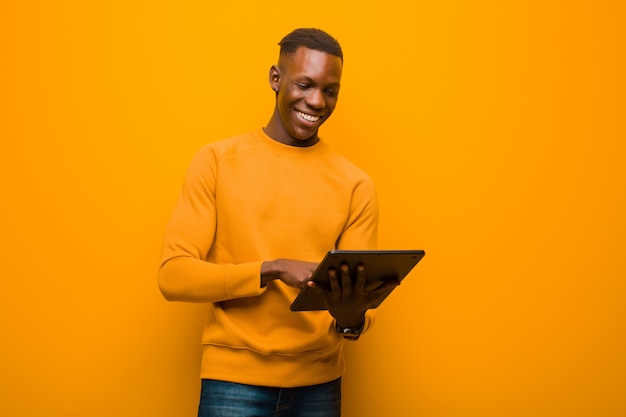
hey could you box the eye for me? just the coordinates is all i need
[325,89,339,97]
[296,83,309,90]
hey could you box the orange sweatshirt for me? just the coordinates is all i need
[158,129,379,387]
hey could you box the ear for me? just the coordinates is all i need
[269,65,280,92]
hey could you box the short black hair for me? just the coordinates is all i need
[278,28,343,62]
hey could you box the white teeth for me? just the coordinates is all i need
[297,111,320,122]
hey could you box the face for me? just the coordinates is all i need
[267,47,342,146]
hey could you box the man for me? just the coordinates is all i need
[159,28,398,417]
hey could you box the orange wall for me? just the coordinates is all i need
[1,1,625,416]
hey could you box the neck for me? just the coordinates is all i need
[264,112,319,147]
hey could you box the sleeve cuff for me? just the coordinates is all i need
[223,260,267,299]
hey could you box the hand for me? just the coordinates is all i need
[261,259,319,289]
[308,263,400,328]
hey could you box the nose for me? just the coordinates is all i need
[304,88,325,109]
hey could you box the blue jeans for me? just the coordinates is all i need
[198,378,342,417]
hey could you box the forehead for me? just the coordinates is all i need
[281,47,342,84]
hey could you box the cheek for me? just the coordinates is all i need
[279,100,293,120]
[325,100,338,115]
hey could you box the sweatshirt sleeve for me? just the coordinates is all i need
[336,174,380,333]
[336,174,379,250]
[158,146,265,303]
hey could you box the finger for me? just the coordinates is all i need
[305,270,314,286]
[340,263,351,295]
[328,268,341,301]
[355,263,365,292]
[307,281,332,307]
[308,277,329,292]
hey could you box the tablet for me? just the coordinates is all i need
[290,249,425,311]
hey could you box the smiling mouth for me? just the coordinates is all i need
[297,111,321,123]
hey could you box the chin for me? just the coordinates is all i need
[288,128,316,141]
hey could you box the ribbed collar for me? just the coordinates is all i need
[253,129,328,156]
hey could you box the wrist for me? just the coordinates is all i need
[260,260,280,287]
[336,312,366,330]
[336,319,365,340]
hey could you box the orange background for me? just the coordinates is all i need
[1,1,625,416]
